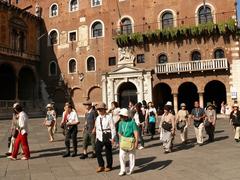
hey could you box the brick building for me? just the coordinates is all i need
[0,0,42,117]
[12,0,240,114]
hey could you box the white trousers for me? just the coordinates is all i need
[119,148,136,173]
[234,127,240,139]
[194,123,204,144]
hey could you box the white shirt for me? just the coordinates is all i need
[95,114,116,142]
[67,111,79,124]
[18,111,29,135]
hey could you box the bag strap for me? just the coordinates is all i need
[122,121,129,134]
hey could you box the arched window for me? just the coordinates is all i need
[92,0,102,7]
[158,54,168,64]
[87,57,96,71]
[191,51,201,61]
[70,0,78,12]
[198,6,213,24]
[69,59,77,73]
[92,21,103,37]
[162,11,174,29]
[121,18,132,34]
[214,49,225,59]
[49,61,57,76]
[49,30,58,45]
[50,4,58,17]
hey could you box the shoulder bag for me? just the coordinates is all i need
[120,121,135,151]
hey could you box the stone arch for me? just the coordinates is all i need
[117,82,137,108]
[18,66,36,100]
[204,80,226,113]
[0,63,16,100]
[88,86,102,103]
[178,82,199,111]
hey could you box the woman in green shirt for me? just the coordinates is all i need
[118,108,138,176]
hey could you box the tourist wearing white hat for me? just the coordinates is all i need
[43,103,56,142]
[176,103,189,143]
[118,108,138,176]
[230,103,240,142]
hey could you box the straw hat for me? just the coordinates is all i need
[119,108,129,117]
[46,103,53,108]
[180,103,186,107]
[233,103,239,108]
[13,102,20,109]
[96,102,107,110]
[165,101,173,106]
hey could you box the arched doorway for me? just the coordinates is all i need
[88,87,102,103]
[178,82,199,112]
[204,80,226,113]
[18,67,36,100]
[0,64,16,100]
[153,83,173,114]
[118,82,137,108]
[54,89,66,115]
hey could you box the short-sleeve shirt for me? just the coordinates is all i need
[85,109,96,132]
[191,108,205,120]
[118,119,138,138]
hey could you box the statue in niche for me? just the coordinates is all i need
[118,47,135,66]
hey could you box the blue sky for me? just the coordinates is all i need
[238,0,240,18]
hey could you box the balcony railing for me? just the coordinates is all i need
[0,46,40,61]
[155,58,228,74]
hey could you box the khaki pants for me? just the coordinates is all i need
[234,126,240,140]
[119,148,136,173]
[194,123,204,144]
[180,126,188,142]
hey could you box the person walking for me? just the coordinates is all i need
[146,102,157,139]
[204,102,216,143]
[118,108,138,176]
[176,103,189,143]
[95,102,116,173]
[6,103,20,156]
[43,104,56,142]
[160,105,175,153]
[80,101,97,159]
[128,101,136,119]
[230,103,240,142]
[107,101,121,147]
[191,101,205,146]
[61,104,80,157]
[133,102,145,149]
[8,104,30,160]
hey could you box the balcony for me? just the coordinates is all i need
[0,46,40,61]
[155,58,228,74]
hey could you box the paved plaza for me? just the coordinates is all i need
[0,116,240,180]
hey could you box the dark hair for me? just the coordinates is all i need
[14,105,23,112]
[111,101,119,108]
[135,102,142,109]
[163,105,170,111]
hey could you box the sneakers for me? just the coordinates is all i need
[118,171,126,176]
[79,154,88,159]
[96,167,105,173]
[138,146,144,150]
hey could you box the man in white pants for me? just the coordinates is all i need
[118,108,138,176]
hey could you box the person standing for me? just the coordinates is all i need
[43,104,56,142]
[204,102,217,143]
[146,102,157,139]
[230,103,240,142]
[160,106,175,153]
[118,108,138,176]
[176,103,189,143]
[8,104,30,160]
[191,101,205,146]
[133,102,145,149]
[128,101,136,119]
[61,104,80,157]
[80,101,97,159]
[107,101,121,147]
[95,102,116,173]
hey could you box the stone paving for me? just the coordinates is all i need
[0,115,240,180]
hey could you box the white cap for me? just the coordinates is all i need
[165,101,173,106]
[46,104,53,108]
[13,103,20,109]
[119,108,129,117]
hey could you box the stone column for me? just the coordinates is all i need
[199,92,204,108]
[101,75,107,104]
[107,78,114,108]
[173,93,178,113]
[138,76,144,102]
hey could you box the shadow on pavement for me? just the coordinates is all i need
[214,130,225,134]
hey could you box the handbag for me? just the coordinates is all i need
[100,117,112,143]
[232,116,240,126]
[177,121,186,130]
[162,121,172,131]
[120,122,135,151]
